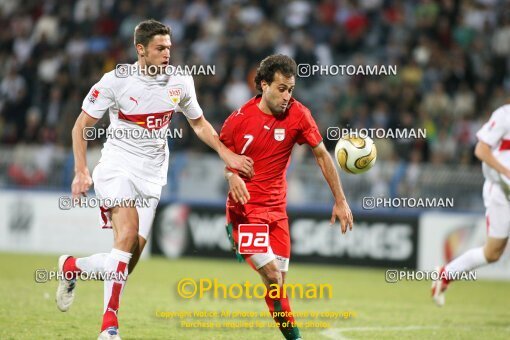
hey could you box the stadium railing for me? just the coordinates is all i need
[0,145,484,212]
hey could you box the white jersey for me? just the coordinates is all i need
[82,64,203,185]
[476,104,510,190]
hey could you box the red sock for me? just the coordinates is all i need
[63,257,81,279]
[101,306,119,331]
[101,257,129,331]
[101,272,124,331]
[264,287,301,340]
[440,267,450,286]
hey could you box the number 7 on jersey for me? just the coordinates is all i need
[241,134,253,154]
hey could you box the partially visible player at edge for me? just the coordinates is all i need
[55,20,253,340]
[220,54,353,340]
[432,103,510,307]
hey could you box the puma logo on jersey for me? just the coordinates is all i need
[234,109,243,116]
[264,125,270,130]
[129,97,139,105]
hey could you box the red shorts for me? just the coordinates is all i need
[226,202,290,271]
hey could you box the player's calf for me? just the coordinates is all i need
[100,207,137,334]
[258,261,301,340]
[101,249,131,333]
[127,235,147,274]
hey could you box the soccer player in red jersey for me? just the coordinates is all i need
[220,54,354,340]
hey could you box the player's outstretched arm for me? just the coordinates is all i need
[71,111,98,199]
[311,142,353,234]
[475,140,510,178]
[187,115,254,178]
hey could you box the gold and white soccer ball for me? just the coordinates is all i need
[334,134,377,174]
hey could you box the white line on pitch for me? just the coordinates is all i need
[322,326,441,340]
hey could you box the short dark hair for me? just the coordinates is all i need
[134,19,171,47]
[254,54,297,92]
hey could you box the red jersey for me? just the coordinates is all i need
[220,95,323,210]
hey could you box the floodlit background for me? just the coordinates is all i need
[1,1,510,339]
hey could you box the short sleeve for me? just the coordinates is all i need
[219,111,239,152]
[296,108,323,147]
[81,73,115,119]
[179,76,203,119]
[477,106,509,147]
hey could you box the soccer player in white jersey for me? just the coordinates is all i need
[432,104,510,306]
[55,20,254,339]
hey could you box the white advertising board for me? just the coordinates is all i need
[0,190,150,258]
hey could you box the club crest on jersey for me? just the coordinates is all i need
[88,88,99,103]
[274,128,285,141]
[168,88,181,104]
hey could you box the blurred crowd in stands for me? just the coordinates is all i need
[0,0,509,187]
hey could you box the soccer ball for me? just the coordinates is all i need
[334,134,377,174]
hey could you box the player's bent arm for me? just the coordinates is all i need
[187,115,254,178]
[71,111,98,197]
[312,142,353,233]
[474,140,510,178]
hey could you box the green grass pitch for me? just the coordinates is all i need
[1,252,509,339]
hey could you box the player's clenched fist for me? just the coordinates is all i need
[227,173,250,205]
[71,169,93,198]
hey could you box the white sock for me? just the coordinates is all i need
[445,247,488,275]
[102,248,132,330]
[76,253,109,274]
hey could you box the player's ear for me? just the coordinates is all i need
[136,43,145,56]
[261,80,269,92]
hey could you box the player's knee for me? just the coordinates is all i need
[485,248,504,263]
[484,239,507,263]
[263,269,282,286]
[117,227,139,247]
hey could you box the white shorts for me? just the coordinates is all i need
[483,180,510,239]
[249,250,290,272]
[92,161,162,240]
